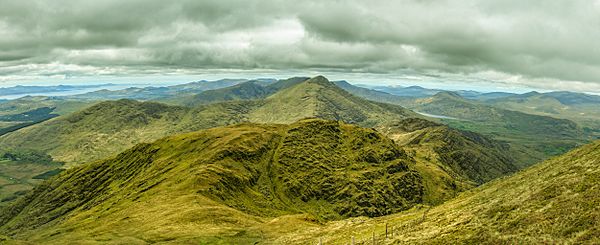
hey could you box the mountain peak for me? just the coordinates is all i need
[433,91,463,100]
[305,75,333,86]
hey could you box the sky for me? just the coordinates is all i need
[1,0,600,93]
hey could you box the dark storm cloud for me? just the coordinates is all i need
[0,0,599,91]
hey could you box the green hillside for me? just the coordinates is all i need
[0,96,92,116]
[0,120,426,243]
[182,81,274,106]
[0,100,189,165]
[287,139,600,244]
[380,118,517,185]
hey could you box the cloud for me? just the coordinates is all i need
[0,0,599,92]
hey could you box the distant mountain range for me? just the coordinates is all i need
[0,84,117,96]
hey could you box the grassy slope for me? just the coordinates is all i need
[377,118,518,205]
[280,140,600,244]
[0,100,190,166]
[0,120,425,243]
[381,118,517,185]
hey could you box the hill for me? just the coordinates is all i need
[180,77,309,106]
[286,139,600,244]
[0,100,190,165]
[0,96,91,116]
[0,120,427,243]
[333,81,407,105]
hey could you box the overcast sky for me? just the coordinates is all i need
[1,0,600,93]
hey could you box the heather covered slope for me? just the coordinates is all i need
[284,140,600,244]
[0,120,425,243]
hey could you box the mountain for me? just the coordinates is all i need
[456,91,517,100]
[291,139,600,244]
[333,80,408,105]
[372,85,444,98]
[0,120,573,244]
[69,79,247,101]
[0,76,521,215]
[183,81,273,106]
[179,77,309,106]
[247,76,418,126]
[0,84,117,97]
[543,91,600,105]
[0,76,417,166]
[0,120,426,243]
